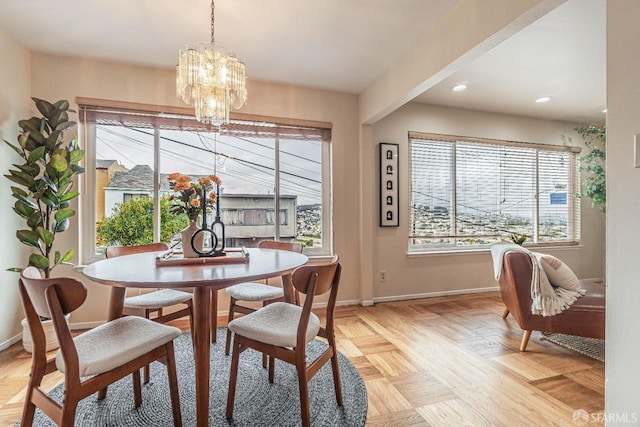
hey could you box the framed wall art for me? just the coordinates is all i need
[379,142,399,227]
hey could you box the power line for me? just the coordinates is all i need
[128,128,322,184]
[198,132,322,178]
[97,126,321,199]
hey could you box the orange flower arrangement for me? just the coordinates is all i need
[167,173,222,221]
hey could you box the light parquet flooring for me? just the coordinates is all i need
[0,292,604,426]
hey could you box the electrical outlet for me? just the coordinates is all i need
[379,271,386,282]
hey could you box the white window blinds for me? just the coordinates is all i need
[409,133,580,250]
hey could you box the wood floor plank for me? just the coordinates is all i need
[365,408,431,426]
[364,378,412,417]
[416,399,493,427]
[530,375,605,413]
[491,352,563,381]
[389,371,456,407]
[365,351,417,377]
[565,367,606,395]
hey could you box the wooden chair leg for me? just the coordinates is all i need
[187,300,195,336]
[21,399,37,427]
[211,289,218,343]
[97,387,107,400]
[60,400,79,427]
[520,330,532,351]
[21,358,45,427]
[296,355,311,427]
[268,356,275,383]
[142,308,154,384]
[132,369,142,408]
[225,298,236,355]
[331,350,342,406]
[502,307,510,319]
[226,338,241,419]
[143,365,150,384]
[261,301,269,368]
[165,343,183,427]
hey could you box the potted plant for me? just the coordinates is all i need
[4,97,84,352]
[575,124,606,212]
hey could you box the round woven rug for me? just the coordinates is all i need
[22,329,367,426]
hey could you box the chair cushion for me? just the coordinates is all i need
[533,253,582,292]
[124,289,192,309]
[55,316,181,376]
[225,282,284,301]
[228,302,320,348]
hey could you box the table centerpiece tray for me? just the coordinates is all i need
[155,249,249,266]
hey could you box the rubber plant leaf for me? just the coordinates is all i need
[29,254,49,270]
[16,230,40,248]
[50,153,68,172]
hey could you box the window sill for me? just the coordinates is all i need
[407,243,583,258]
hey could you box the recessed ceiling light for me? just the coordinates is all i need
[535,96,552,103]
[452,84,467,92]
[602,108,607,113]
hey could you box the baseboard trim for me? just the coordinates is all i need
[335,299,362,307]
[0,333,22,352]
[372,286,499,304]
[70,321,104,330]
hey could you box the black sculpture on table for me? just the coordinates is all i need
[191,183,225,257]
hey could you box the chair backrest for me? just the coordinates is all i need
[258,240,303,253]
[292,259,342,345]
[106,242,169,258]
[498,251,538,328]
[292,260,340,297]
[19,272,87,370]
[20,272,87,320]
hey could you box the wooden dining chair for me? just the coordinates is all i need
[18,267,183,427]
[224,240,304,358]
[226,258,343,427]
[106,242,194,384]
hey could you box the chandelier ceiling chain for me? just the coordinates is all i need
[210,0,215,44]
[176,0,248,126]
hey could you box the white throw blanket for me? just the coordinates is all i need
[490,243,583,317]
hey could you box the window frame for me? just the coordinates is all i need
[408,132,581,252]
[78,98,332,263]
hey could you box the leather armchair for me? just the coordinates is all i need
[498,251,605,351]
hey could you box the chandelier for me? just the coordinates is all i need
[176,0,247,126]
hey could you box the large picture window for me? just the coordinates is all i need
[409,132,580,251]
[80,100,331,261]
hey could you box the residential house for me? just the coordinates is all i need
[102,165,298,246]
[95,159,128,221]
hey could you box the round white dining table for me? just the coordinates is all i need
[82,247,308,427]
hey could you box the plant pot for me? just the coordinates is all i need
[21,313,71,354]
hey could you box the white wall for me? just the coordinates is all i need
[28,53,361,324]
[605,0,640,419]
[369,102,605,300]
[0,29,31,348]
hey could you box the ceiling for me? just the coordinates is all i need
[0,0,605,124]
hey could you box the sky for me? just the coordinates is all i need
[96,125,323,205]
